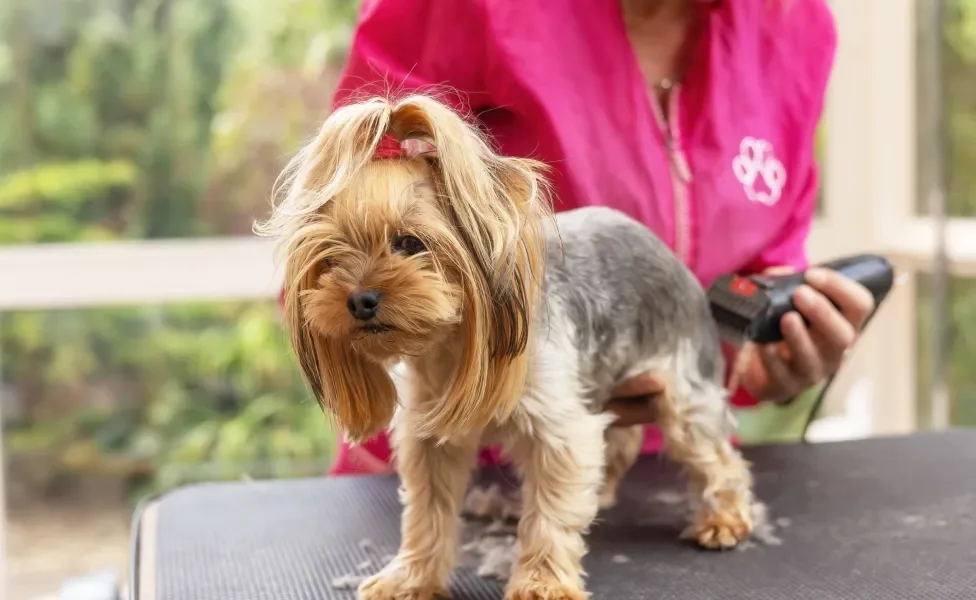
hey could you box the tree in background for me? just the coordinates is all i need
[0,0,357,504]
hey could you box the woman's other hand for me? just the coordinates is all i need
[605,373,665,426]
[741,266,876,403]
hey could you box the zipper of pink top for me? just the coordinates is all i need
[649,86,694,267]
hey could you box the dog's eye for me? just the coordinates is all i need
[393,235,426,255]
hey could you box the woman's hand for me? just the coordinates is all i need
[605,373,665,426]
[740,266,876,403]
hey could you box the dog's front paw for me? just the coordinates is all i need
[504,574,588,600]
[686,491,753,550]
[357,563,446,600]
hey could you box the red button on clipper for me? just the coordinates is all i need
[730,276,758,297]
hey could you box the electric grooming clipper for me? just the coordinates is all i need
[707,254,896,346]
[706,253,895,441]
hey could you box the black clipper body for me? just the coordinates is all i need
[707,254,895,345]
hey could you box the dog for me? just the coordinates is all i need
[257,94,756,600]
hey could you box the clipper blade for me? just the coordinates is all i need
[712,309,755,347]
[706,274,771,346]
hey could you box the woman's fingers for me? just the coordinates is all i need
[805,267,875,330]
[792,284,856,366]
[606,395,659,427]
[611,372,667,397]
[604,372,668,426]
[779,310,824,385]
[758,343,799,403]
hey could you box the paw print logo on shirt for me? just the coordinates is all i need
[732,137,787,206]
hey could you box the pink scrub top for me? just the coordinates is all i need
[311,0,837,474]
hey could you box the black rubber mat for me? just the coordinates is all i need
[132,430,976,599]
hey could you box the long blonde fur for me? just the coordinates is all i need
[256,95,552,442]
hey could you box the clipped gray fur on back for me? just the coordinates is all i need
[539,206,725,410]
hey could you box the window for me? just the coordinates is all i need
[916,275,976,428]
[912,0,976,429]
[917,0,976,218]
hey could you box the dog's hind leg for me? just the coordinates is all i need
[358,410,479,600]
[598,424,643,510]
[654,342,755,550]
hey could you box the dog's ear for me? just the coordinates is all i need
[256,98,408,441]
[389,96,553,438]
[281,239,397,443]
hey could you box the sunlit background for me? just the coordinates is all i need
[0,0,972,598]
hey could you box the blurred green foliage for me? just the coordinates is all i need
[0,0,358,500]
[913,0,976,429]
[4,302,333,498]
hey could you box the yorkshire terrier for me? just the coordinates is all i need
[257,94,755,600]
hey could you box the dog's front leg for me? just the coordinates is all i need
[503,408,608,600]
[358,419,478,600]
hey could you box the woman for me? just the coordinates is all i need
[320,0,876,475]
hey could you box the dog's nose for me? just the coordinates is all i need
[347,290,381,321]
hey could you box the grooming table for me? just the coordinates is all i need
[131,430,976,600]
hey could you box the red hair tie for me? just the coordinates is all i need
[373,134,405,159]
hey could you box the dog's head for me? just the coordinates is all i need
[256,95,552,442]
